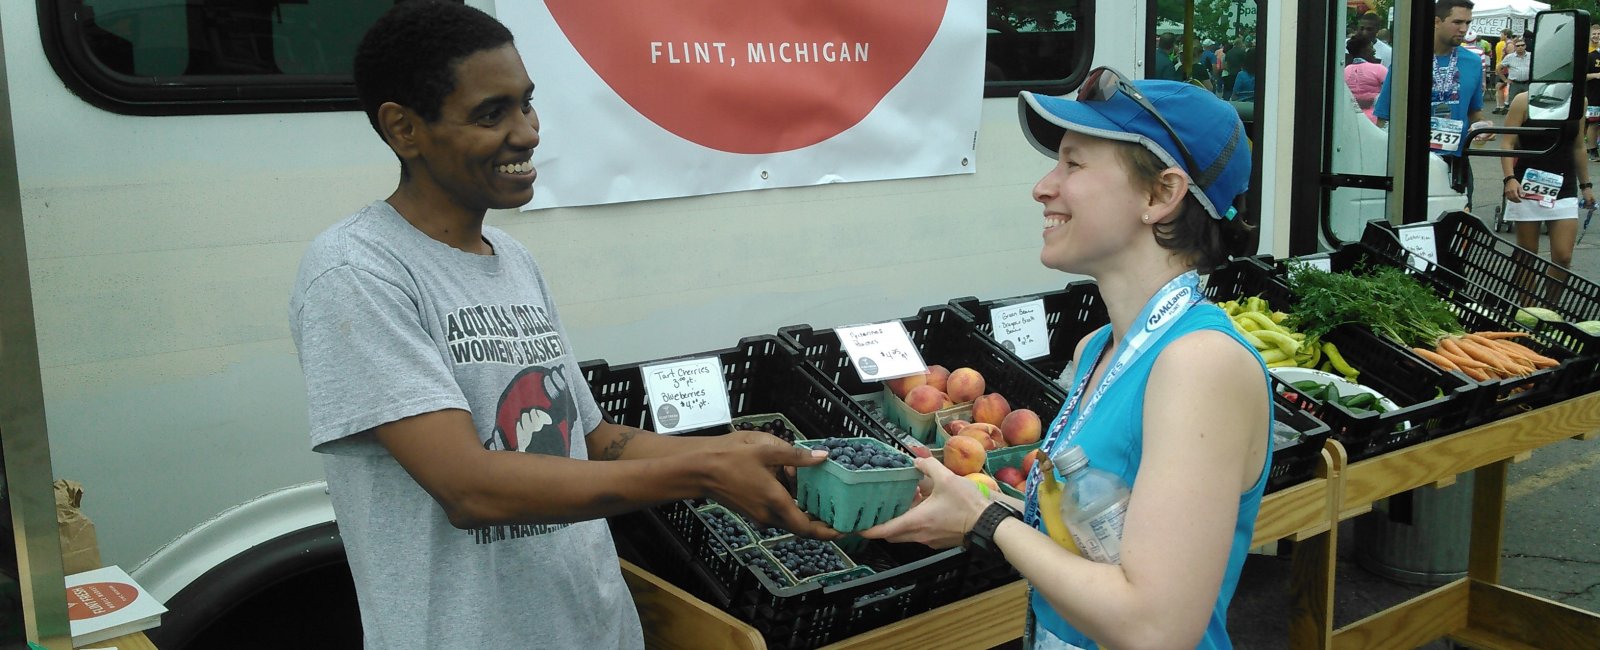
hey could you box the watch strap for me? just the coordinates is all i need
[965,501,1022,555]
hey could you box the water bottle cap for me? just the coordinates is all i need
[1049,444,1089,474]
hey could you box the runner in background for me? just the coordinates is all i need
[1493,28,1514,113]
[1374,0,1488,197]
[1587,24,1600,160]
[1500,86,1593,271]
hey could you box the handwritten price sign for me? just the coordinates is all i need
[1397,223,1438,271]
[990,299,1049,360]
[835,321,927,383]
[641,356,731,434]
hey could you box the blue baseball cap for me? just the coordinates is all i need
[1019,79,1250,222]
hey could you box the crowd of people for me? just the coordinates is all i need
[1149,32,1257,102]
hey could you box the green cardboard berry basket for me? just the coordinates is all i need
[759,534,859,585]
[793,438,921,533]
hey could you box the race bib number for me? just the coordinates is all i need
[1429,116,1464,151]
[1520,169,1562,208]
[1587,105,1600,119]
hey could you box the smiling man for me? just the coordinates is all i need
[287,2,833,647]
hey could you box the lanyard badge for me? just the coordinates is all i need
[1021,271,1206,528]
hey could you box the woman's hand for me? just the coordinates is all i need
[1504,177,1522,203]
[858,457,992,548]
[1584,186,1595,208]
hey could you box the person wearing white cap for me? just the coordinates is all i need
[864,69,1270,650]
[1374,0,1487,196]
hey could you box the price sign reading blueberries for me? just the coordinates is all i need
[1520,169,1562,208]
[1398,223,1439,271]
[835,321,926,383]
[990,299,1049,360]
[1429,116,1463,151]
[641,356,730,434]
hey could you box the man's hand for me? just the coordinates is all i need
[703,432,841,540]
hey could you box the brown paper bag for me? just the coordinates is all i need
[55,479,101,575]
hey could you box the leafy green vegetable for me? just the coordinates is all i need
[1285,262,1463,348]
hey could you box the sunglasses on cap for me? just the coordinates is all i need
[1079,66,1204,184]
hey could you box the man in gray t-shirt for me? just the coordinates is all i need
[290,3,834,647]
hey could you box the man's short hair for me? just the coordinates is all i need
[353,0,515,140]
[1436,0,1474,20]
[1359,12,1381,26]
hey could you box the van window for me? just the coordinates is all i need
[40,0,441,115]
[985,1,1095,97]
[43,1,1093,114]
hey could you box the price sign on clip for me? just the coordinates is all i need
[990,299,1049,360]
[835,321,927,383]
[1307,257,1332,273]
[1397,224,1439,271]
[641,356,731,434]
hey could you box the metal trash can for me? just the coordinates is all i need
[1354,472,1474,586]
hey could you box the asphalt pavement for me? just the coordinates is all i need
[1222,99,1600,650]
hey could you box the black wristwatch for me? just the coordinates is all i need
[964,501,1023,556]
[1503,175,1518,185]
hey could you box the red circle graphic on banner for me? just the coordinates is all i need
[545,0,949,154]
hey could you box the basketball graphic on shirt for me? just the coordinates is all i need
[490,365,577,456]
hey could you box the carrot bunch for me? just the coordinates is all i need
[1410,332,1559,381]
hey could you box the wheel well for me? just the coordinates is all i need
[146,521,362,649]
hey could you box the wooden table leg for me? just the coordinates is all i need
[1467,460,1509,583]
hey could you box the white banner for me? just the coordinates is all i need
[499,0,986,209]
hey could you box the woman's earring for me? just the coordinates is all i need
[1141,214,1151,223]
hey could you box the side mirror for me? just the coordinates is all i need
[1466,12,1587,159]
[1526,9,1589,121]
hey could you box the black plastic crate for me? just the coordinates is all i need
[947,281,1110,387]
[610,498,969,650]
[1268,375,1332,494]
[1297,240,1586,420]
[1363,213,1600,395]
[580,335,886,442]
[585,336,989,648]
[778,305,1068,445]
[1205,258,1478,461]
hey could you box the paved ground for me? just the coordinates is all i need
[1223,98,1600,650]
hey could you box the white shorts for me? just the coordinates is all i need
[1031,622,1090,650]
[1505,195,1581,222]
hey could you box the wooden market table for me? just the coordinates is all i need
[1290,390,1600,650]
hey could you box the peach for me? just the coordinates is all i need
[925,365,951,393]
[959,422,1004,450]
[904,385,947,414]
[971,393,1012,426]
[942,435,988,476]
[994,466,1025,490]
[1001,408,1043,447]
[964,472,1000,493]
[886,372,927,400]
[944,419,970,436]
[1022,449,1043,475]
[946,367,986,403]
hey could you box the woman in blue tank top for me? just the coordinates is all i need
[864,69,1273,649]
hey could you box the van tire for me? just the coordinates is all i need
[145,521,362,649]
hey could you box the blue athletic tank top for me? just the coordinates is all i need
[1029,303,1273,650]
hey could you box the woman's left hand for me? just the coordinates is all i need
[858,457,992,548]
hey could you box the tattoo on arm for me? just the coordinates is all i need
[600,427,639,460]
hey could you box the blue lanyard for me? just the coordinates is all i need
[1021,271,1206,528]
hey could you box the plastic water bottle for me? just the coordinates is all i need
[1051,444,1132,564]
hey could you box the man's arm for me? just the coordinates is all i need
[375,410,836,535]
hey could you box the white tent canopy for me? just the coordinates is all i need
[1471,0,1549,37]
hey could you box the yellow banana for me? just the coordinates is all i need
[1034,458,1080,555]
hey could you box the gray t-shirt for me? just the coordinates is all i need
[289,201,643,649]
